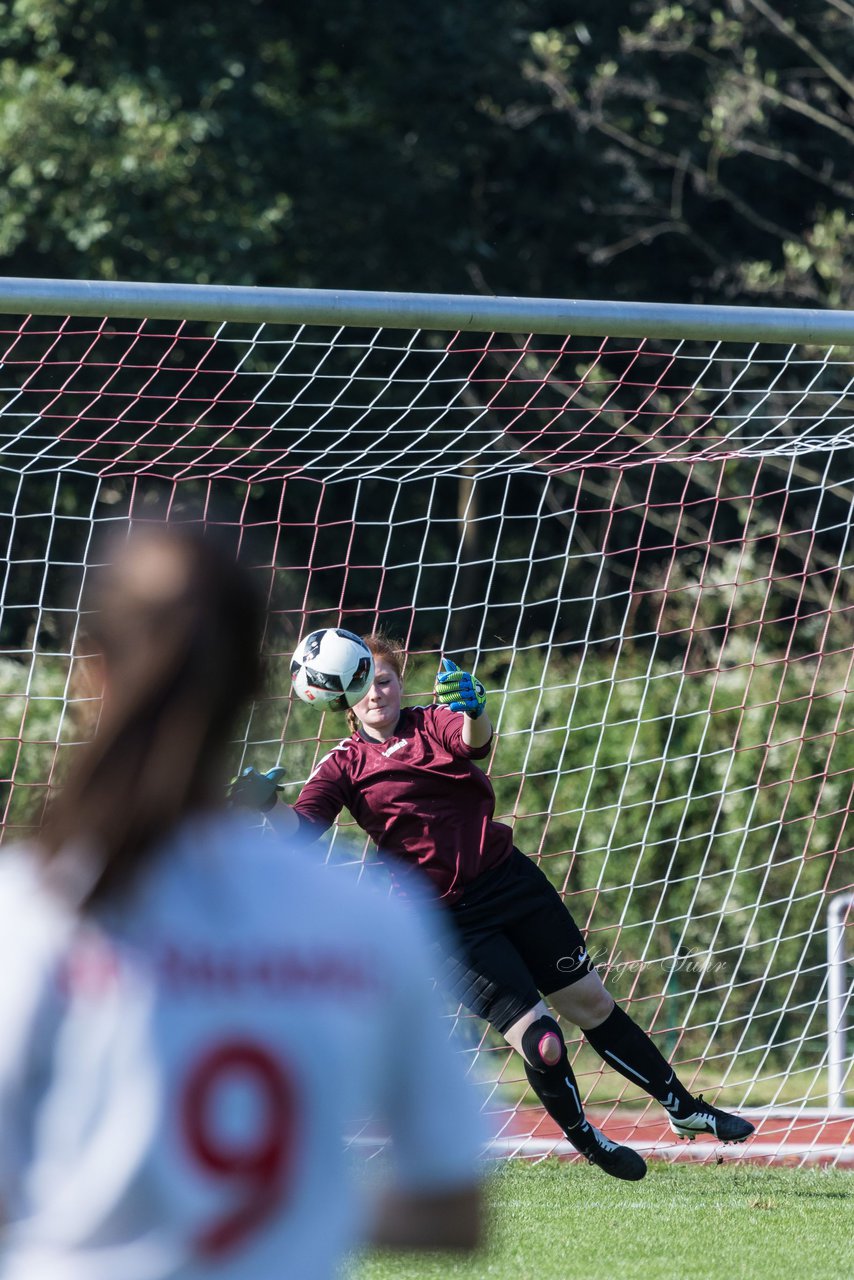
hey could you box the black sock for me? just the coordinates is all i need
[523,1050,588,1134]
[583,1004,694,1115]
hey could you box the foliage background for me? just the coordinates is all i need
[0,0,851,306]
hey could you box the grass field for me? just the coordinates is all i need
[358,1159,854,1280]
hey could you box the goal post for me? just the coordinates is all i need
[1,278,852,1166]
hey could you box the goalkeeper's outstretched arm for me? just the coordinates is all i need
[228,759,347,843]
[227,766,313,839]
[265,799,300,837]
[247,792,331,844]
[434,658,493,750]
[461,703,492,750]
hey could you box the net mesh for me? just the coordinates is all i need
[1,309,852,1166]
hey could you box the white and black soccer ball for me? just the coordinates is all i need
[290,628,375,710]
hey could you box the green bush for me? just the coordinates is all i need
[0,654,76,834]
[3,636,847,1087]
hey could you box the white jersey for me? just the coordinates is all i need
[0,814,484,1280]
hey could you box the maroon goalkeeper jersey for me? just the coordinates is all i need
[293,704,513,902]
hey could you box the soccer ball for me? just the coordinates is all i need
[290,628,375,710]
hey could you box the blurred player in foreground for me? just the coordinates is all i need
[250,633,754,1181]
[0,528,483,1280]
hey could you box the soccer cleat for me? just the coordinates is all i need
[668,1096,755,1144]
[565,1121,647,1181]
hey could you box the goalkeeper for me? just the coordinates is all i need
[241,632,753,1180]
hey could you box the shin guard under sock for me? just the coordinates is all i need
[521,1015,586,1132]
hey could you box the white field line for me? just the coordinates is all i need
[486,1135,854,1164]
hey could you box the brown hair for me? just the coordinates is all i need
[39,524,264,910]
[345,630,404,734]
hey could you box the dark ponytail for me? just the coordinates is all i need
[39,525,264,910]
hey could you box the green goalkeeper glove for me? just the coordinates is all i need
[434,657,487,719]
[228,766,286,813]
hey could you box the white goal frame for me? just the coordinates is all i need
[1,276,852,1165]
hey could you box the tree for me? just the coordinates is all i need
[1,1,848,307]
[0,0,558,292]
[526,0,854,306]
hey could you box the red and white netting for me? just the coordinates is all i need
[1,309,852,1165]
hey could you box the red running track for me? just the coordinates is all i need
[491,1105,854,1167]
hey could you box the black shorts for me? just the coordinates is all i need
[438,847,595,1035]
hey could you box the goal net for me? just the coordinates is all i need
[1,286,852,1166]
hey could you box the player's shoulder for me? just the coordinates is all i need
[0,844,53,915]
[172,811,393,930]
[407,702,456,734]
[306,733,360,780]
[0,844,73,965]
[244,821,435,955]
[406,702,441,726]
[316,868,443,973]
